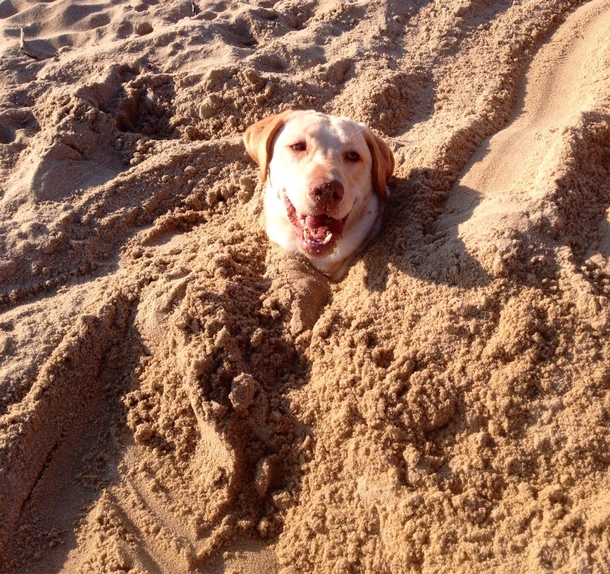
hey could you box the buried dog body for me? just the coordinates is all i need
[244,110,395,281]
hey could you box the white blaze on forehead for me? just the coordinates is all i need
[274,112,371,160]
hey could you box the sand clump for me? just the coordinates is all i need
[1,0,610,572]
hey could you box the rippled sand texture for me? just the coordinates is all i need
[1,0,610,572]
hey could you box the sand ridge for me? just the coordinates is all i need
[1,0,610,572]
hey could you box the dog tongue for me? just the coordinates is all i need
[304,214,342,241]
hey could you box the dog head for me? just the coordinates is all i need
[244,110,394,261]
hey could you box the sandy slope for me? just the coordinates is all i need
[1,0,610,572]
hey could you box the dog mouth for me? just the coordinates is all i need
[283,195,348,257]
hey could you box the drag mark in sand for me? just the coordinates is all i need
[441,0,610,255]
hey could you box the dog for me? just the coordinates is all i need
[244,110,394,280]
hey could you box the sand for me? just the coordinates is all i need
[1,0,610,572]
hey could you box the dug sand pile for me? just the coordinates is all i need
[1,0,610,572]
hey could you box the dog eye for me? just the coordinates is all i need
[290,142,307,152]
[345,151,361,162]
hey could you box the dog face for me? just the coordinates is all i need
[244,110,394,279]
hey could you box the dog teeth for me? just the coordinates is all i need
[302,229,333,245]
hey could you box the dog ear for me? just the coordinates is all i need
[244,111,294,184]
[362,127,395,202]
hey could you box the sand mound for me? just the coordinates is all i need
[1,0,610,572]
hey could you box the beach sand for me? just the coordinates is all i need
[1,0,610,572]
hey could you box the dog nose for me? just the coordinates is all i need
[309,179,344,209]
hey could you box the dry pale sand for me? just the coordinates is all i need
[1,0,610,572]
